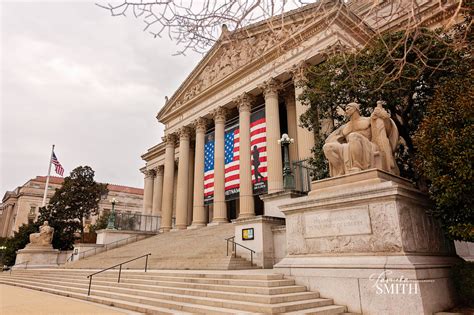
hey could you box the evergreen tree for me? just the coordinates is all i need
[38,166,108,247]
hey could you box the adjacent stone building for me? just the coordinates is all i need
[0,176,143,238]
[140,0,460,231]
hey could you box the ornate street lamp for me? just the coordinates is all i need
[278,133,295,190]
[106,198,117,230]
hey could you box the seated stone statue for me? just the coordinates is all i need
[29,221,54,247]
[323,101,399,177]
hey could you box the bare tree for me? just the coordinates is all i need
[97,1,469,56]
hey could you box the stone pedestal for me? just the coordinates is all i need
[233,216,285,268]
[14,244,60,269]
[96,229,155,245]
[274,169,459,315]
[260,190,305,218]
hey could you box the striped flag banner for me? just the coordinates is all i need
[204,131,215,204]
[250,108,268,194]
[203,107,267,204]
[52,152,64,176]
[224,123,240,200]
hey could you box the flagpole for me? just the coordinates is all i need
[41,144,55,207]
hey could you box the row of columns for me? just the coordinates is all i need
[143,65,316,232]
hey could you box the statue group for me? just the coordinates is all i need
[323,101,400,177]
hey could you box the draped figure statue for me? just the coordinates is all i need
[29,221,54,247]
[323,101,399,177]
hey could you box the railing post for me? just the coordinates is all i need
[88,276,92,296]
[145,254,149,272]
[226,240,229,256]
[251,252,253,266]
[118,265,122,283]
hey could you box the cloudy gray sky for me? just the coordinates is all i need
[0,1,202,194]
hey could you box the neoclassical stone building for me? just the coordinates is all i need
[140,0,461,231]
[0,176,144,238]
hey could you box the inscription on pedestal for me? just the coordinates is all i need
[304,206,372,238]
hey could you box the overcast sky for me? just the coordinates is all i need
[0,1,202,194]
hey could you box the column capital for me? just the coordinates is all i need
[154,165,164,176]
[192,117,209,133]
[211,106,228,124]
[259,78,282,98]
[162,133,177,146]
[142,169,156,178]
[289,61,309,85]
[234,93,255,113]
[178,126,192,141]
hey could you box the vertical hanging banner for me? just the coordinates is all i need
[224,123,240,200]
[203,131,215,204]
[251,108,268,194]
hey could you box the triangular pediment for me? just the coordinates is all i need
[157,2,374,122]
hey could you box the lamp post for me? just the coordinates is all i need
[106,198,117,230]
[278,133,295,190]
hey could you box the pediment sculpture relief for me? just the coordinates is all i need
[323,101,400,177]
[178,24,301,105]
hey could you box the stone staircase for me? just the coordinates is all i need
[0,269,347,314]
[66,224,254,270]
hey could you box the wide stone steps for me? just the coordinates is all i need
[0,270,347,314]
[65,224,257,270]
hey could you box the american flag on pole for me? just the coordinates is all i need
[224,125,240,199]
[204,132,215,204]
[52,152,64,176]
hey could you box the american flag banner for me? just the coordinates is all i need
[224,124,240,200]
[250,108,268,194]
[204,131,215,204]
[52,152,64,176]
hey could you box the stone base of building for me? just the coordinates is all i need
[274,169,459,314]
[14,245,60,269]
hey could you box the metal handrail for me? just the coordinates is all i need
[225,236,256,266]
[10,261,29,274]
[67,234,147,263]
[87,253,151,296]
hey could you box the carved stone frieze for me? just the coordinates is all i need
[174,23,304,106]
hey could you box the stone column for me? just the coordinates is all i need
[175,127,191,230]
[290,62,315,160]
[187,144,195,226]
[1,204,14,238]
[161,134,177,232]
[260,78,284,194]
[152,166,164,217]
[235,93,255,218]
[143,169,155,215]
[284,90,299,164]
[211,106,228,224]
[191,118,208,228]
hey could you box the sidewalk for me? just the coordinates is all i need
[0,284,141,315]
